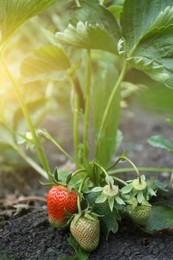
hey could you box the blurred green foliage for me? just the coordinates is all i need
[0,0,173,171]
[126,69,173,114]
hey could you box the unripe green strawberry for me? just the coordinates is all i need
[129,205,151,226]
[70,215,100,252]
[47,185,77,228]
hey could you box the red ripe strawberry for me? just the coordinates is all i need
[70,215,100,252]
[47,185,77,228]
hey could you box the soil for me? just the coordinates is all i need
[1,104,173,260]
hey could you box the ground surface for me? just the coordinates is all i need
[1,104,173,260]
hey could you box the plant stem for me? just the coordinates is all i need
[122,156,141,183]
[13,145,48,179]
[75,0,81,7]
[107,154,141,183]
[112,176,127,186]
[96,62,127,143]
[71,77,85,112]
[73,95,80,162]
[70,77,85,164]
[83,49,91,159]
[99,0,105,4]
[94,161,109,178]
[1,57,50,177]
[72,168,88,177]
[107,157,122,171]
[41,130,80,167]
[77,195,82,214]
[77,176,88,214]
[109,167,173,175]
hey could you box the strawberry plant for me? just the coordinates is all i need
[1,0,173,259]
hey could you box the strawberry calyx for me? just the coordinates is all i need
[103,184,119,197]
[91,182,125,211]
[40,167,73,187]
[132,177,147,191]
[121,175,157,205]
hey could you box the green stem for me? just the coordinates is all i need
[96,62,127,143]
[77,195,82,214]
[1,57,50,177]
[71,77,85,112]
[75,0,81,7]
[122,156,141,183]
[77,176,88,214]
[107,154,141,183]
[107,157,122,171]
[112,176,127,186]
[13,145,48,179]
[94,161,109,178]
[41,130,80,167]
[109,167,173,175]
[70,77,85,164]
[83,49,91,159]
[72,168,88,177]
[73,95,80,162]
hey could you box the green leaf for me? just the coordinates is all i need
[69,172,87,190]
[56,0,121,54]
[21,45,70,82]
[121,184,133,194]
[147,187,156,197]
[0,0,56,49]
[108,5,123,20]
[71,0,120,41]
[13,98,49,133]
[108,196,115,211]
[121,0,173,87]
[145,203,173,233]
[58,170,71,185]
[137,191,144,204]
[121,0,173,53]
[148,135,173,153]
[95,193,107,204]
[0,122,15,148]
[167,118,173,127]
[121,81,146,99]
[126,31,173,87]
[98,207,119,239]
[105,176,114,185]
[115,196,125,205]
[92,59,122,168]
[68,234,89,260]
[56,22,117,54]
[91,187,103,192]
[86,192,119,239]
[151,179,168,192]
[17,131,36,150]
